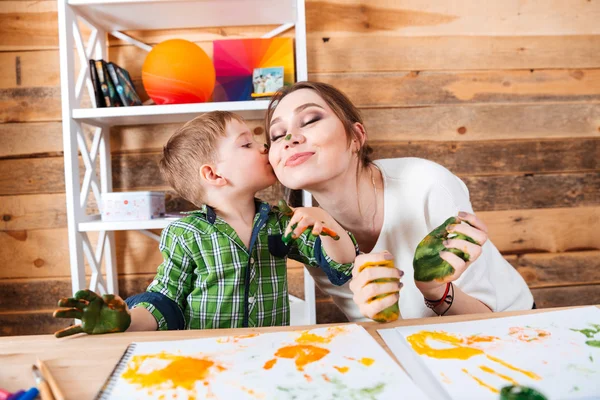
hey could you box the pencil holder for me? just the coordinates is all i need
[358,260,400,323]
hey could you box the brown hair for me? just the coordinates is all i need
[265,81,373,168]
[159,111,244,206]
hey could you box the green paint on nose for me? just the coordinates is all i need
[285,134,292,141]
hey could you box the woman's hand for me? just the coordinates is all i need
[349,251,403,321]
[414,212,488,300]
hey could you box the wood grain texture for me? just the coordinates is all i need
[3,251,598,312]
[3,102,598,159]
[2,208,599,280]
[371,139,599,176]
[315,70,600,107]
[506,251,600,289]
[308,35,600,72]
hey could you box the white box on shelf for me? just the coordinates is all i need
[101,191,166,222]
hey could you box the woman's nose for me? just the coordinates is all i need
[284,132,305,148]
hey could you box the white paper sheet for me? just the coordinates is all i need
[100,324,428,399]
[379,307,600,400]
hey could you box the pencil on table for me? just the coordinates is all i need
[36,359,65,400]
[32,364,54,400]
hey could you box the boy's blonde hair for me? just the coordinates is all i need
[159,111,245,206]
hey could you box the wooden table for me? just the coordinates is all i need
[0,306,585,399]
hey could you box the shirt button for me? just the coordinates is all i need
[250,257,255,264]
[248,296,255,304]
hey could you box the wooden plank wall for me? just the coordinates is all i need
[1,1,599,336]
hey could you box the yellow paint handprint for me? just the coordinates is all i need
[407,331,542,394]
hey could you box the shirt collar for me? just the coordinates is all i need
[194,199,271,225]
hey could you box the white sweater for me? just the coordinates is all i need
[308,157,534,321]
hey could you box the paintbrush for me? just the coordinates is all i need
[32,364,54,400]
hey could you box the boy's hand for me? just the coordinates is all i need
[278,200,340,244]
[53,289,131,338]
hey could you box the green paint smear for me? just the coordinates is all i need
[586,340,600,348]
[499,385,548,400]
[277,377,386,400]
[591,355,595,363]
[571,328,599,338]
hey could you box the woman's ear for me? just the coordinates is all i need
[352,122,368,150]
[200,164,227,187]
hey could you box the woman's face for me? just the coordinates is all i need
[268,89,354,190]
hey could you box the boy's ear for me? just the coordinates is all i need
[200,164,227,187]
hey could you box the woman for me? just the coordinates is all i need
[266,82,534,321]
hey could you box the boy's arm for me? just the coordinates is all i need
[280,206,358,276]
[128,306,158,331]
[127,225,195,330]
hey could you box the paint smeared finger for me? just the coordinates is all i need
[57,298,86,309]
[53,308,83,320]
[54,324,84,338]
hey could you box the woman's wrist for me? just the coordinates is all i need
[417,282,448,300]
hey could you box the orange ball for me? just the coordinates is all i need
[142,39,215,105]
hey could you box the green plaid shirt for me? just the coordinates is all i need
[134,200,355,330]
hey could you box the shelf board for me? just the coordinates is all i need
[72,100,271,126]
[68,0,297,31]
[79,215,175,231]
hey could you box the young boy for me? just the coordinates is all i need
[53,111,357,337]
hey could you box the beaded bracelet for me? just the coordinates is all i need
[424,282,454,316]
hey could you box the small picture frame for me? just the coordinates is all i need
[251,66,284,99]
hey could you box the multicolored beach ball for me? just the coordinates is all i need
[142,39,215,105]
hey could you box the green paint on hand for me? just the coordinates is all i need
[413,216,475,282]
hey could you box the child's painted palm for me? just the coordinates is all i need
[53,289,131,338]
[413,217,478,282]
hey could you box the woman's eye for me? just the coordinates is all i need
[270,134,285,142]
[302,116,320,127]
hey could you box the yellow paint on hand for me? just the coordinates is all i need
[479,365,519,385]
[461,368,500,394]
[334,366,349,373]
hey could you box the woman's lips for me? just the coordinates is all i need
[285,152,314,167]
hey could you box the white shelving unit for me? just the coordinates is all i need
[57,0,316,326]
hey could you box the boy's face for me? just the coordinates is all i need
[214,119,276,193]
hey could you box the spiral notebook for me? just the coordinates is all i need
[95,324,428,399]
[378,306,600,400]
